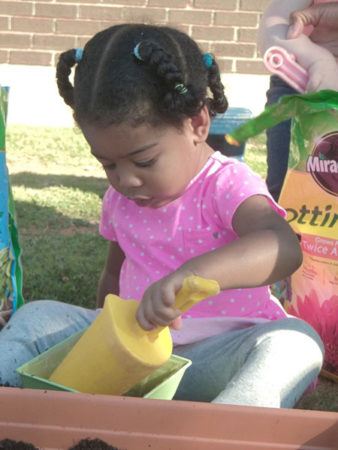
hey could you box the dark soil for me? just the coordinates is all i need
[0,439,120,450]
[69,439,120,449]
[0,440,38,450]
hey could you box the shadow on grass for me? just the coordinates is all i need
[10,172,108,197]
[296,377,338,412]
[14,199,98,233]
[11,201,108,309]
[21,232,108,309]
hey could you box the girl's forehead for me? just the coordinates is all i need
[84,119,188,142]
[84,121,166,137]
[82,121,184,158]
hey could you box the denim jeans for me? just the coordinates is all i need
[0,300,99,386]
[174,317,323,408]
[265,75,297,201]
[0,300,324,408]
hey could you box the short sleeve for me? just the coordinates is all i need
[212,160,286,232]
[99,187,118,241]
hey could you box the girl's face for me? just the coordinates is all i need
[82,108,212,208]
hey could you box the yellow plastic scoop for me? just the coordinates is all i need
[49,275,219,395]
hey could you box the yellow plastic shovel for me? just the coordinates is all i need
[49,275,219,395]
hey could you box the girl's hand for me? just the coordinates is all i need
[136,269,193,331]
[0,309,12,330]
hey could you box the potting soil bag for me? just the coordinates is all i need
[227,91,338,378]
[0,86,24,314]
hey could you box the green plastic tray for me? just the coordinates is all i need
[17,330,191,400]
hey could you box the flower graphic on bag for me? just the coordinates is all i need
[286,290,338,374]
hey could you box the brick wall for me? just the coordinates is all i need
[0,0,270,74]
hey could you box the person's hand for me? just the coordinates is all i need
[0,309,12,329]
[136,269,194,331]
[306,53,338,91]
[288,3,338,59]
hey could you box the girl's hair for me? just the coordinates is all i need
[56,23,228,128]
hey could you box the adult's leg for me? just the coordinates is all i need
[265,75,297,201]
[0,300,99,386]
[173,317,324,408]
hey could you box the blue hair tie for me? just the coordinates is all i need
[133,42,143,61]
[75,48,83,63]
[203,53,213,69]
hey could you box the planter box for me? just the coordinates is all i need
[17,330,191,400]
[0,387,337,449]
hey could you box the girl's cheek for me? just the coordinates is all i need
[105,170,116,184]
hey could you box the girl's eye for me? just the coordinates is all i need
[134,158,157,168]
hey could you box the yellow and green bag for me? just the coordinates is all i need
[228,91,338,379]
[0,86,24,314]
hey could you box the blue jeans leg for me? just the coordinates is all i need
[173,317,324,408]
[0,300,99,386]
[265,75,297,201]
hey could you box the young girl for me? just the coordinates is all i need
[0,24,323,407]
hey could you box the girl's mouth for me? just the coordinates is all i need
[128,196,171,208]
[133,198,153,207]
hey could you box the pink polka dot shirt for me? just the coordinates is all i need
[100,151,288,334]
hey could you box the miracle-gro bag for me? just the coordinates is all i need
[0,86,24,314]
[228,91,338,379]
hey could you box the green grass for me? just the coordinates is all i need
[6,125,109,309]
[245,134,267,178]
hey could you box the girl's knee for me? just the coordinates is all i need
[257,318,324,371]
[7,300,56,325]
[276,318,324,368]
[283,317,324,349]
[12,299,57,314]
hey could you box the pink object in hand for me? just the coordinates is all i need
[263,46,309,93]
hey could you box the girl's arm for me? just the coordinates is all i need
[96,241,125,308]
[0,309,12,330]
[183,195,302,290]
[136,195,302,330]
[259,0,338,91]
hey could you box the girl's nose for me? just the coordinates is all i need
[116,170,143,188]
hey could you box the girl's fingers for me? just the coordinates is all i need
[136,305,156,331]
[138,273,188,329]
[170,316,182,330]
[1,309,12,318]
[159,281,176,307]
[137,304,176,329]
[154,305,181,323]
[0,309,12,328]
[136,293,157,330]
[137,295,180,329]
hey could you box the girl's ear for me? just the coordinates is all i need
[189,104,211,144]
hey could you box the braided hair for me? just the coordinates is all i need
[56,24,228,128]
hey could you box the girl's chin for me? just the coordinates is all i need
[133,198,154,207]
[135,198,174,208]
[130,193,181,208]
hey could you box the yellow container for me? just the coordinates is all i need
[49,276,219,395]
